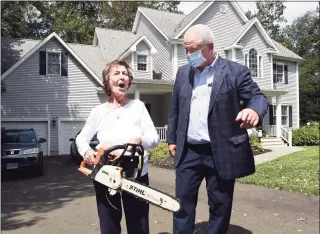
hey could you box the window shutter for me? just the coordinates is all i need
[269,105,273,125]
[245,54,248,66]
[273,63,276,83]
[258,55,262,77]
[284,64,288,84]
[61,52,68,76]
[39,51,46,75]
[289,105,292,127]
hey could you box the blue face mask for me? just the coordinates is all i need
[187,48,207,68]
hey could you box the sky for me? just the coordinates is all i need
[178,1,319,26]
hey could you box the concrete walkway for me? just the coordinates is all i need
[254,146,305,165]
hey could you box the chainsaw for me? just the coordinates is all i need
[78,143,181,213]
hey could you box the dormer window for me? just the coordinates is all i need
[137,55,147,71]
[245,48,262,78]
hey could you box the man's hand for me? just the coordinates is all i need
[127,136,142,152]
[235,108,259,128]
[168,144,176,157]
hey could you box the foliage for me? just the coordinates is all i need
[148,142,170,159]
[245,0,287,40]
[249,134,263,153]
[238,146,319,196]
[1,1,182,44]
[292,123,320,146]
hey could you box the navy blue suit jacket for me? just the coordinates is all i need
[167,57,268,180]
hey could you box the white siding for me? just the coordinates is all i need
[271,60,299,129]
[136,15,172,81]
[237,26,271,90]
[1,38,108,154]
[177,44,188,68]
[176,1,243,66]
[133,41,152,79]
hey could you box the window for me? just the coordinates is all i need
[281,105,289,126]
[39,51,68,76]
[245,49,262,78]
[273,62,288,84]
[47,52,61,75]
[270,105,292,127]
[137,55,147,71]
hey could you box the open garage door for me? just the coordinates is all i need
[59,120,86,155]
[1,120,49,156]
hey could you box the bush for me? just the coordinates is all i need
[249,134,263,154]
[292,124,320,146]
[148,142,170,159]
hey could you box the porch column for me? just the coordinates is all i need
[276,96,281,137]
[134,87,140,100]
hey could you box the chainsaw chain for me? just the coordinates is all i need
[121,178,181,213]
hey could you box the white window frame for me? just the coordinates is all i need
[244,48,262,78]
[281,105,289,126]
[274,62,285,84]
[137,54,147,72]
[46,51,61,75]
[272,104,289,126]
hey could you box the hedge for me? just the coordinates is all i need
[292,123,319,146]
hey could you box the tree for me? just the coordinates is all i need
[245,0,287,40]
[1,1,182,44]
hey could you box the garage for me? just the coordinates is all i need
[1,119,50,156]
[59,119,86,155]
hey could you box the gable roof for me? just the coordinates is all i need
[171,1,249,39]
[224,18,279,52]
[1,33,103,86]
[95,27,142,62]
[135,7,186,38]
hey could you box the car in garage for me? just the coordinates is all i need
[1,128,46,176]
[69,131,99,165]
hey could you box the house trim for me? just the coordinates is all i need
[296,62,300,128]
[173,1,249,39]
[132,8,169,40]
[231,18,279,53]
[173,44,178,79]
[119,35,158,60]
[2,117,51,156]
[1,32,103,87]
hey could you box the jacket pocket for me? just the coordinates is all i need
[229,133,249,145]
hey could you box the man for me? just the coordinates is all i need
[167,24,268,234]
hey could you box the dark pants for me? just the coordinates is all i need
[94,173,149,234]
[173,144,235,234]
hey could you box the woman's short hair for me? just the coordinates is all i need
[102,60,133,96]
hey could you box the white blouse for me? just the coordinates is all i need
[76,99,160,176]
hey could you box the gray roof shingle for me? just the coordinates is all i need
[94,27,141,62]
[171,1,211,38]
[139,7,185,38]
[272,40,303,60]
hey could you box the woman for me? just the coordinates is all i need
[76,59,159,234]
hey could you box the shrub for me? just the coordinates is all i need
[148,142,170,159]
[292,124,320,146]
[249,134,263,154]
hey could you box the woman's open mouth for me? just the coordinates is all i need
[118,83,125,88]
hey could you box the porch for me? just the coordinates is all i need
[130,83,293,147]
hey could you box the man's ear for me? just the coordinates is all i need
[208,42,214,51]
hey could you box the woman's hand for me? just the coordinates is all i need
[84,149,97,164]
[127,136,142,152]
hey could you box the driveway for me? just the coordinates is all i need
[1,156,319,234]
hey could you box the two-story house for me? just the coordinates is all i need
[1,0,302,156]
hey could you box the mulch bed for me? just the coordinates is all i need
[149,147,272,170]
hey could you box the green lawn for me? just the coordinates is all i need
[237,146,320,196]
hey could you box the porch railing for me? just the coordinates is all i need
[263,125,277,136]
[280,126,292,146]
[156,127,167,142]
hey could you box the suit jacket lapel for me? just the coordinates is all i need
[185,66,194,112]
[208,58,226,114]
